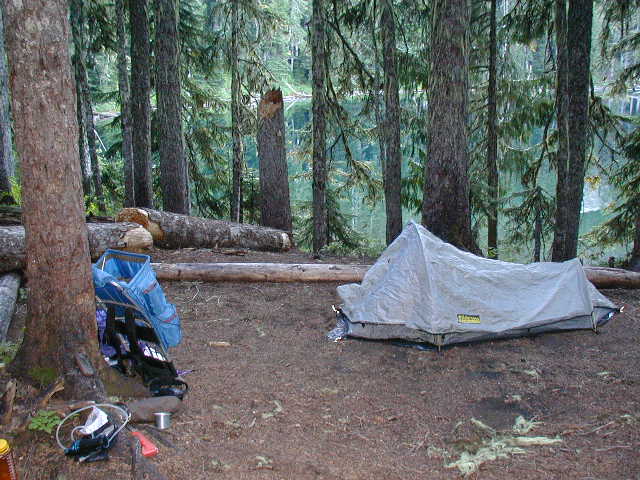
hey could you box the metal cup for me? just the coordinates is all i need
[154,412,171,430]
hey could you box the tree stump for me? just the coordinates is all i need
[257,89,292,233]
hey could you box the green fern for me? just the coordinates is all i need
[28,410,62,434]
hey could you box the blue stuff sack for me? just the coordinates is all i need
[92,249,182,349]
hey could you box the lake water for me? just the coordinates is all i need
[244,95,638,263]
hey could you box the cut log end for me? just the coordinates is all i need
[279,232,292,251]
[122,226,154,253]
[258,89,283,120]
[117,208,164,243]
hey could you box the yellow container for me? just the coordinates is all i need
[0,439,18,480]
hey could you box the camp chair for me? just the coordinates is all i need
[92,249,187,398]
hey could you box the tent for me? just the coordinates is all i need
[336,222,617,346]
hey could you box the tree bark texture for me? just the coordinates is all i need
[116,0,135,207]
[83,50,105,212]
[311,0,327,254]
[486,0,499,258]
[70,0,92,197]
[117,207,292,251]
[0,9,14,202]
[153,262,369,283]
[257,89,292,233]
[563,0,593,260]
[533,210,542,263]
[0,223,153,273]
[70,0,105,211]
[4,0,105,398]
[156,0,189,215]
[551,0,569,261]
[381,0,403,245]
[130,0,154,208]
[0,272,20,342]
[582,266,640,289]
[421,0,478,253]
[552,0,592,261]
[151,261,638,289]
[230,0,243,223]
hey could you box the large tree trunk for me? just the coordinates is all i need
[117,207,291,251]
[257,89,292,233]
[0,272,20,342]
[153,262,369,283]
[381,0,403,245]
[70,0,92,197]
[0,223,153,273]
[230,0,244,223]
[552,0,592,261]
[551,0,569,261]
[156,0,189,215]
[421,0,478,253]
[4,0,105,398]
[486,0,499,259]
[150,261,640,289]
[130,0,154,208]
[563,0,592,259]
[311,0,327,254]
[69,0,104,210]
[116,0,135,207]
[0,9,14,204]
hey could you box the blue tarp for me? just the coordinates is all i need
[92,249,182,349]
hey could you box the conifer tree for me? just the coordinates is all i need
[312,0,328,253]
[156,0,190,214]
[130,0,154,208]
[422,0,478,253]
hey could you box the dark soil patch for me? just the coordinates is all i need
[4,248,640,479]
[471,397,533,430]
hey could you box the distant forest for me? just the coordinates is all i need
[1,0,639,264]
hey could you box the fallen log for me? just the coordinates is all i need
[0,272,21,342]
[152,262,640,289]
[117,207,291,252]
[86,222,152,258]
[583,266,640,289]
[0,223,152,273]
[152,262,370,283]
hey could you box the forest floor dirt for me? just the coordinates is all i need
[4,247,640,479]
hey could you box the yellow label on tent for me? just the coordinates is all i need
[457,314,481,324]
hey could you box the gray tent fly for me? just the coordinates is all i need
[331,222,618,347]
